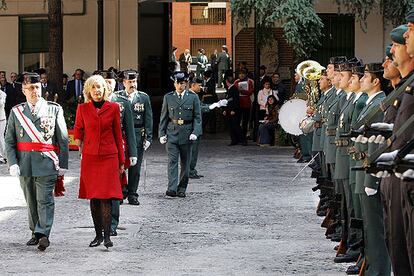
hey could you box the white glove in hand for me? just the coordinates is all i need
[368,135,376,143]
[189,134,197,141]
[9,164,20,177]
[375,171,390,178]
[365,187,378,196]
[376,150,398,162]
[209,103,219,110]
[371,122,394,130]
[403,154,414,161]
[356,135,364,143]
[143,140,151,151]
[402,169,414,179]
[58,168,67,176]
[374,135,385,144]
[159,135,167,144]
[361,137,368,144]
[218,99,228,107]
[130,157,138,166]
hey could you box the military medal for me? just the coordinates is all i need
[177,119,184,125]
[339,113,344,128]
[19,128,24,138]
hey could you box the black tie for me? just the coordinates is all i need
[178,94,182,100]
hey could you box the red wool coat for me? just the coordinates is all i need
[74,101,125,199]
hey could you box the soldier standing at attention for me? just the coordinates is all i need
[159,71,202,198]
[5,73,69,251]
[118,70,153,206]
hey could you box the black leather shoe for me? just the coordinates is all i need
[334,253,359,263]
[333,244,339,251]
[346,265,361,275]
[197,174,204,178]
[165,190,177,197]
[110,229,118,236]
[26,237,39,246]
[128,196,140,205]
[37,237,50,251]
[89,236,103,247]
[177,192,186,198]
[104,238,113,249]
[189,174,200,179]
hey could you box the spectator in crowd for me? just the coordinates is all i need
[210,49,218,85]
[223,70,234,91]
[196,48,208,79]
[202,70,218,132]
[74,75,125,249]
[271,72,288,105]
[179,49,192,73]
[235,61,248,80]
[233,68,254,145]
[257,77,279,120]
[171,46,180,72]
[258,95,279,146]
[40,73,58,101]
[217,45,231,88]
[62,73,69,91]
[259,65,268,89]
[223,83,242,146]
[0,87,6,164]
[66,69,85,104]
[1,71,14,119]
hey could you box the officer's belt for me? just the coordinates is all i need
[326,129,337,136]
[352,151,367,161]
[171,119,193,125]
[17,141,59,153]
[335,139,349,147]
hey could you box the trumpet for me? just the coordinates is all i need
[295,60,325,110]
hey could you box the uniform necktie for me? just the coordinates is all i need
[76,80,82,97]
[30,104,36,117]
[178,94,182,100]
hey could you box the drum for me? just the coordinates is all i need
[278,99,307,135]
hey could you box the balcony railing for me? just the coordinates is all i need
[190,5,226,25]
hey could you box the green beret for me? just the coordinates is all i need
[390,25,408,45]
[406,8,414,23]
[385,44,393,60]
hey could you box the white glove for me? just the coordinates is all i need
[130,157,137,166]
[376,150,398,162]
[371,122,394,130]
[365,187,378,196]
[402,169,414,179]
[209,103,219,110]
[395,172,403,179]
[356,135,364,143]
[143,140,151,151]
[159,135,167,144]
[403,154,414,161]
[368,135,376,143]
[9,164,20,177]
[189,134,197,141]
[218,99,228,107]
[58,168,67,176]
[374,135,385,144]
[374,171,390,178]
[361,137,368,144]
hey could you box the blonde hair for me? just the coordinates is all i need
[83,75,110,103]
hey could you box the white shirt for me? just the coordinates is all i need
[127,91,137,102]
[323,86,334,96]
[346,92,353,100]
[366,91,383,105]
[336,88,342,95]
[353,91,364,104]
[176,91,185,99]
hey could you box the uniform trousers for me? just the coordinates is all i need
[189,137,200,176]
[401,180,414,275]
[111,200,121,231]
[166,142,191,193]
[126,144,144,198]
[19,175,57,237]
[380,176,411,276]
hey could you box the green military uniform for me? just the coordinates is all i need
[354,90,391,276]
[5,98,69,240]
[118,89,153,201]
[319,87,335,177]
[159,89,202,195]
[311,89,326,171]
[109,92,137,232]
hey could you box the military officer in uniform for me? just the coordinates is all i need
[98,70,138,235]
[5,73,69,251]
[159,71,202,198]
[117,70,153,205]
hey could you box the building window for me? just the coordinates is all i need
[19,18,49,72]
[190,38,226,58]
[190,3,226,25]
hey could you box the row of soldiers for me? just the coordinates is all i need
[307,9,414,276]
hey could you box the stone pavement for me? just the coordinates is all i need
[0,136,349,275]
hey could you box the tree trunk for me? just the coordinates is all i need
[48,0,63,103]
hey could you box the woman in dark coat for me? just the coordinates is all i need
[74,75,125,248]
[258,95,279,146]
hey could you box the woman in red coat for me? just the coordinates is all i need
[74,75,125,249]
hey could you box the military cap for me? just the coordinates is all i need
[385,44,393,60]
[406,8,414,23]
[365,63,384,74]
[189,77,203,85]
[334,63,342,71]
[172,71,189,82]
[390,25,408,45]
[348,57,363,67]
[338,62,352,72]
[95,70,115,79]
[123,70,139,80]
[351,66,365,76]
[329,56,347,65]
[25,72,41,84]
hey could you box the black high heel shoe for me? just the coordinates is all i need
[104,238,113,249]
[89,236,103,247]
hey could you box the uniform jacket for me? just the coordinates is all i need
[311,91,326,152]
[202,77,218,103]
[225,84,240,112]
[217,52,230,71]
[117,90,153,146]
[66,79,85,102]
[159,90,202,145]
[319,87,335,150]
[5,99,69,177]
[74,101,124,164]
[109,93,137,158]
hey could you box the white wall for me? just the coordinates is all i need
[0,17,19,75]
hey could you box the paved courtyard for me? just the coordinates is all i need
[0,136,349,275]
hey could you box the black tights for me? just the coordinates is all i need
[90,199,112,241]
